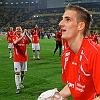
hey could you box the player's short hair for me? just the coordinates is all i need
[16,26,22,32]
[65,4,92,36]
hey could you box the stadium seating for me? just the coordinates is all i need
[0,2,100,34]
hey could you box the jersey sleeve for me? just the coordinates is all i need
[92,47,100,95]
[61,51,68,84]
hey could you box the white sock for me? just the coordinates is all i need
[10,52,12,57]
[37,51,40,58]
[9,50,12,57]
[33,52,35,58]
[15,74,21,89]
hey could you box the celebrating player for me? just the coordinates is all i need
[31,25,41,60]
[53,29,62,57]
[12,26,31,94]
[6,27,16,58]
[31,24,41,38]
[52,4,100,100]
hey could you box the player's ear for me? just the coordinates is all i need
[78,22,85,31]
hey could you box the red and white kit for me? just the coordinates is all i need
[13,35,30,62]
[7,31,16,48]
[62,38,100,100]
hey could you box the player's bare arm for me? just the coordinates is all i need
[26,33,32,43]
[23,29,31,43]
[13,36,23,44]
[59,85,71,99]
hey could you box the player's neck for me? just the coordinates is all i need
[68,35,84,54]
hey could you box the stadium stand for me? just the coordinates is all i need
[0,1,100,34]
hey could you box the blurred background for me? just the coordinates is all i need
[0,0,100,34]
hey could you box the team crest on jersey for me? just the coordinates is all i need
[65,52,70,56]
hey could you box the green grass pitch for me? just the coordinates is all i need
[0,36,72,100]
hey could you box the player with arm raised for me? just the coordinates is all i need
[31,26,41,60]
[12,26,31,94]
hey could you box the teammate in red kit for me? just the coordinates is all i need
[12,26,31,94]
[31,28,41,60]
[53,29,62,57]
[6,27,16,58]
[88,30,98,43]
[31,24,41,38]
[53,5,100,100]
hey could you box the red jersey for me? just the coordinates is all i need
[31,28,40,37]
[62,38,100,100]
[6,31,16,43]
[62,40,68,51]
[12,35,30,62]
[56,31,62,41]
[88,34,98,43]
[32,34,39,43]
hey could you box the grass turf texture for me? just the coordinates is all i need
[0,36,72,100]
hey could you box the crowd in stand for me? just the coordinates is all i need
[0,2,100,34]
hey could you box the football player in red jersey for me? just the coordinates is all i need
[53,29,62,57]
[31,24,41,38]
[31,28,41,60]
[12,26,31,94]
[53,5,100,100]
[6,27,16,58]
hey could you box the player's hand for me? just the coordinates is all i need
[22,33,25,37]
[24,29,27,33]
[37,88,59,100]
[52,92,66,100]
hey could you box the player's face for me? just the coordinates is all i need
[16,27,22,35]
[59,10,79,41]
[10,27,13,31]
[35,25,38,28]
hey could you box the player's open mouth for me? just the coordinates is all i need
[61,29,66,32]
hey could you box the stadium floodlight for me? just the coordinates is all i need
[11,2,13,4]
[5,2,8,4]
[21,2,24,4]
[25,2,28,4]
[0,2,2,4]
[16,2,18,4]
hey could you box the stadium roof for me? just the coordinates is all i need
[0,0,100,9]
